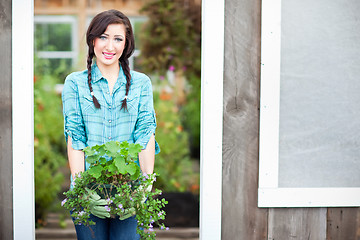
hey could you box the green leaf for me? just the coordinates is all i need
[130,167,141,181]
[128,143,143,158]
[120,148,128,156]
[85,155,98,164]
[107,163,117,174]
[105,141,119,156]
[97,146,106,156]
[87,165,103,179]
[91,145,101,151]
[99,157,107,165]
[120,141,129,149]
[114,156,126,174]
[125,163,137,175]
[83,147,96,156]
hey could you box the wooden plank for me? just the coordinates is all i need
[327,208,360,240]
[0,0,13,239]
[222,0,267,239]
[268,208,327,240]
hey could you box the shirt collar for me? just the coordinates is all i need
[91,61,127,84]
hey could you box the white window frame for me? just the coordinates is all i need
[13,0,224,238]
[34,15,78,65]
[258,0,360,208]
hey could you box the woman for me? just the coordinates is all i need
[62,9,159,239]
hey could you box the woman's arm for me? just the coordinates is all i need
[67,136,85,179]
[138,134,155,174]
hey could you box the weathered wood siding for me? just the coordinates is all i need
[0,0,13,239]
[222,0,360,239]
[222,0,267,239]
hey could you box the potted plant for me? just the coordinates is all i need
[62,141,168,239]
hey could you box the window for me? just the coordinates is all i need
[258,0,360,207]
[34,15,77,80]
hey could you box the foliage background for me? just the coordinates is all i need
[34,0,201,225]
[34,64,67,224]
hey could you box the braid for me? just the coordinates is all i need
[120,58,131,111]
[87,50,101,109]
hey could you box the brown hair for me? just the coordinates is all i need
[86,9,135,110]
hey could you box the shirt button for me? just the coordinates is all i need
[108,137,111,140]
[109,106,112,109]
[107,91,110,94]
[108,120,112,123]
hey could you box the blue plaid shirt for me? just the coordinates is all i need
[62,63,160,170]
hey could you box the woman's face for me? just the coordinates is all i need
[94,23,126,69]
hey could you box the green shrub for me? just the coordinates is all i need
[153,90,199,193]
[139,0,201,159]
[180,73,201,158]
[34,75,66,225]
[139,0,201,77]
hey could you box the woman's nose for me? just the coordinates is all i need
[106,40,114,51]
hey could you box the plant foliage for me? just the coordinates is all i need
[140,0,201,158]
[153,91,199,193]
[34,75,67,223]
[139,0,201,79]
[62,141,168,239]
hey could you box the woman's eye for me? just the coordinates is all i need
[115,38,123,42]
[99,36,107,40]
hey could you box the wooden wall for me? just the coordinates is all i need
[222,0,360,239]
[0,0,13,239]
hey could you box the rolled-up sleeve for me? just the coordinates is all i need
[62,76,87,150]
[133,77,160,154]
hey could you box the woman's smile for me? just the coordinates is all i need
[103,51,116,59]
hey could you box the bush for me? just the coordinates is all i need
[139,0,201,77]
[153,89,199,193]
[139,0,201,159]
[34,75,66,225]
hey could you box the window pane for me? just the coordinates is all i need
[35,23,72,51]
[278,0,360,188]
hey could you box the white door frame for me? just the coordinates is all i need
[199,0,224,239]
[12,0,35,239]
[12,0,224,239]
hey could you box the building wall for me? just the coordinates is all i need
[0,0,13,239]
[222,0,360,239]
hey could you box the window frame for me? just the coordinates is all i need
[258,0,360,208]
[34,15,78,65]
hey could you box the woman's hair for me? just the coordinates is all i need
[86,9,135,110]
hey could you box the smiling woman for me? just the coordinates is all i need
[62,9,160,239]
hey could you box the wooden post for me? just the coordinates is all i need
[222,0,268,239]
[0,0,13,238]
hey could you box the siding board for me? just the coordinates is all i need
[0,0,13,239]
[268,208,327,240]
[327,208,360,240]
[222,0,267,239]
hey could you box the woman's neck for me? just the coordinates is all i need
[97,62,120,80]
[96,61,120,94]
